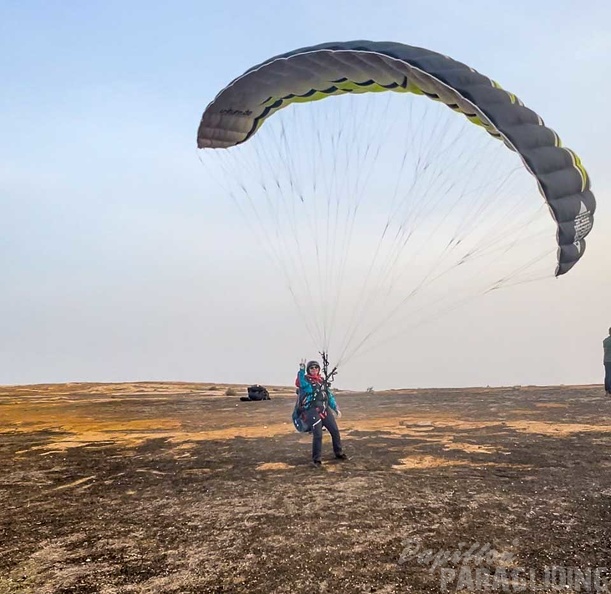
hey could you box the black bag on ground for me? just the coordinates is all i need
[242,384,270,401]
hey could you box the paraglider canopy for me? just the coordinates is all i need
[197,41,595,366]
[198,40,594,276]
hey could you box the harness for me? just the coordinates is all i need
[311,380,328,408]
[292,351,338,433]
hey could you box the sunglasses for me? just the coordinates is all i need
[308,366,320,371]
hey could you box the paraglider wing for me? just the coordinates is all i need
[197,40,595,276]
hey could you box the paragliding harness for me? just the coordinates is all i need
[292,352,338,433]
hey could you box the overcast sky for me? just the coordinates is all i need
[1,0,610,390]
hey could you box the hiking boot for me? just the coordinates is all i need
[310,460,323,469]
[335,453,349,461]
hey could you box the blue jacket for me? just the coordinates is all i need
[296,368,338,412]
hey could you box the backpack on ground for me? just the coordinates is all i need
[242,384,270,401]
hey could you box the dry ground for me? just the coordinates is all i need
[1,382,610,593]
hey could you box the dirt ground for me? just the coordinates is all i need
[1,381,610,593]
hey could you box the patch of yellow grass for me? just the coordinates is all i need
[442,442,500,454]
[52,476,96,491]
[392,455,473,469]
[256,462,294,471]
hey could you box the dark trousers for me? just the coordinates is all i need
[605,362,611,394]
[308,408,343,462]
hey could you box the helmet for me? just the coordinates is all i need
[307,360,321,371]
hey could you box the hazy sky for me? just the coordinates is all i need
[2,0,610,390]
